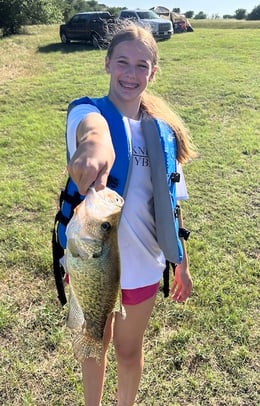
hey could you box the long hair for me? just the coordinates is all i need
[107,22,197,163]
[141,92,197,163]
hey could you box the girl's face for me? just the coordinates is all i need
[105,39,157,116]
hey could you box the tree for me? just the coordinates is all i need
[185,11,194,19]
[63,0,105,20]
[234,8,247,20]
[247,4,260,20]
[24,0,64,24]
[223,14,234,19]
[172,8,180,13]
[107,7,123,17]
[194,11,207,20]
[0,0,64,36]
[0,0,24,35]
[70,0,89,13]
[87,0,101,9]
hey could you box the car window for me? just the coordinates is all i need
[137,11,159,19]
[71,15,80,24]
[99,13,110,19]
[79,15,89,22]
[121,12,136,19]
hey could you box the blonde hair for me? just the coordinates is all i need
[141,93,197,163]
[107,21,158,66]
[107,23,197,163]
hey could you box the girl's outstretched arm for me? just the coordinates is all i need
[68,112,115,195]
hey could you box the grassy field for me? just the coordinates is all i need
[190,19,260,29]
[0,21,259,406]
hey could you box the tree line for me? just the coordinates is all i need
[0,0,260,37]
[173,7,260,21]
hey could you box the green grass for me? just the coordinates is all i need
[190,19,260,29]
[0,22,259,405]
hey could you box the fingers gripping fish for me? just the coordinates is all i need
[65,187,125,363]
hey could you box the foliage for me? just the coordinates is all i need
[62,0,122,22]
[24,0,64,24]
[0,0,64,36]
[1,1,260,36]
[0,21,259,405]
[234,8,247,20]
[108,7,123,17]
[0,0,125,36]
[194,11,207,19]
[0,0,24,35]
[247,4,260,20]
[185,11,194,19]
[223,14,235,19]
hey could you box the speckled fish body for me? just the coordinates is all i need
[65,187,124,363]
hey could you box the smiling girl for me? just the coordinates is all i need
[65,22,196,406]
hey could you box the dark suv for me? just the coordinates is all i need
[59,11,115,48]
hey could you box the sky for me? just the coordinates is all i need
[107,1,258,17]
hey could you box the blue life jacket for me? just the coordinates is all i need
[52,96,182,305]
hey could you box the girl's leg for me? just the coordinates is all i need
[82,313,114,406]
[113,295,157,406]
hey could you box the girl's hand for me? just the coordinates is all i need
[68,113,115,195]
[170,263,192,303]
[68,138,115,195]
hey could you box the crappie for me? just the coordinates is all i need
[65,187,124,363]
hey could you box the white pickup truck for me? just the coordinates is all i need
[118,9,173,40]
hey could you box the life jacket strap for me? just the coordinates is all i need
[52,212,67,306]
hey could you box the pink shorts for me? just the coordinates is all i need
[122,282,160,305]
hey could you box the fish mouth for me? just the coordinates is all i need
[87,187,124,215]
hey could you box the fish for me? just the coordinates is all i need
[65,186,124,363]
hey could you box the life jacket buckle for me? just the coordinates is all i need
[170,172,180,183]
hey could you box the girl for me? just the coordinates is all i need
[66,22,196,406]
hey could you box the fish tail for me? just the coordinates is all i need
[72,333,103,364]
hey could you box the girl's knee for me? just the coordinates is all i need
[114,341,143,365]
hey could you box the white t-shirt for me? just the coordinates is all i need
[67,104,188,289]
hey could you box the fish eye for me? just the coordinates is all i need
[101,222,111,232]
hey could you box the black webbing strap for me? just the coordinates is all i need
[163,261,170,297]
[51,178,83,306]
[163,261,176,298]
[52,212,67,306]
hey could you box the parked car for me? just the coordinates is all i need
[118,9,173,40]
[169,14,193,33]
[59,11,115,48]
[151,7,194,34]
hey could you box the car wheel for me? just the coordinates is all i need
[61,32,70,44]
